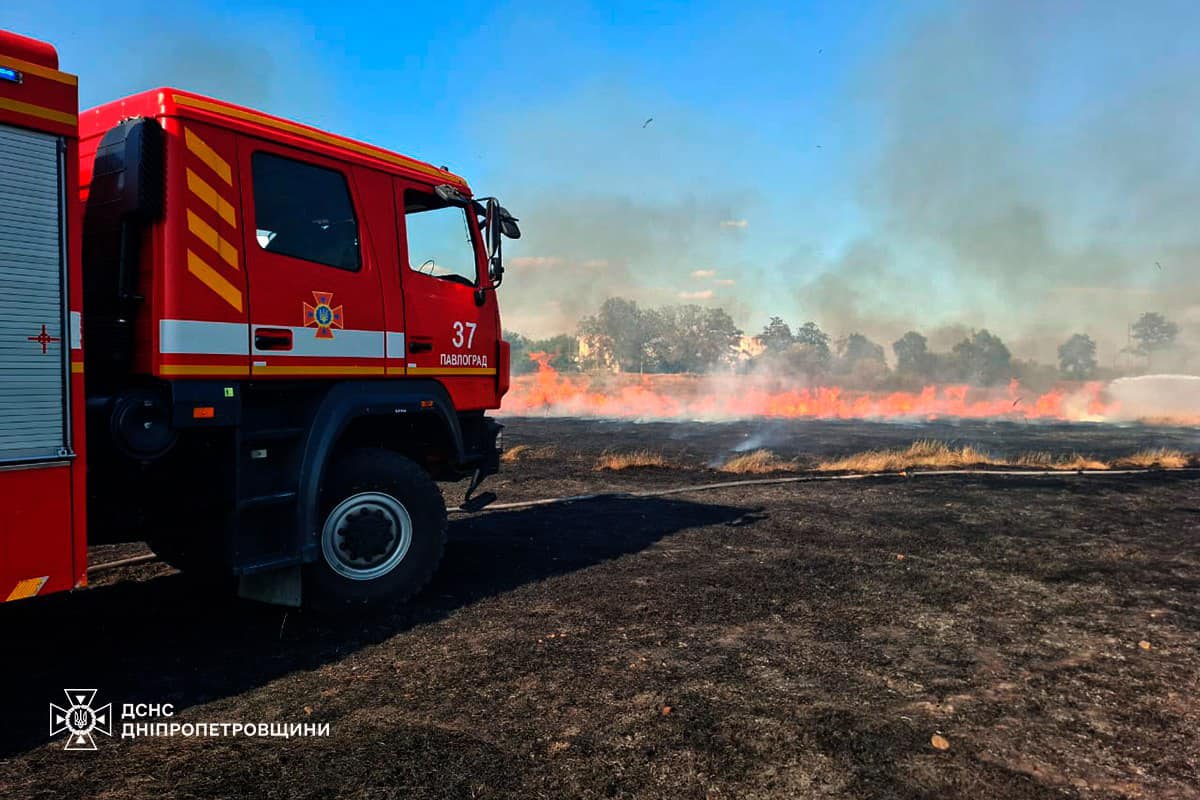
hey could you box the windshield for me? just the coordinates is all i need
[403,191,477,286]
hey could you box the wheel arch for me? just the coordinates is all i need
[296,380,463,562]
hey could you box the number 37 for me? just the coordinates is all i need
[451,321,477,348]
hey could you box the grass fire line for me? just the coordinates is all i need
[502,353,1200,424]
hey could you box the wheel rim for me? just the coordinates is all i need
[321,492,413,581]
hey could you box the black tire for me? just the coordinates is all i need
[304,447,446,612]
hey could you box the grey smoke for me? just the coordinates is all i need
[793,1,1200,365]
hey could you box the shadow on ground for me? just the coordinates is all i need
[0,495,746,757]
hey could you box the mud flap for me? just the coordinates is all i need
[461,467,497,512]
[238,565,302,607]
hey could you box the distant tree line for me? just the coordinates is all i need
[507,297,743,376]
[575,297,743,374]
[507,298,1184,385]
[505,332,581,375]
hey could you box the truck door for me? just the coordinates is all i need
[395,180,497,409]
[238,143,385,378]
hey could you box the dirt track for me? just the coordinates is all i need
[1,418,1198,799]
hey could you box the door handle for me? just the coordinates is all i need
[254,328,293,351]
[409,340,433,353]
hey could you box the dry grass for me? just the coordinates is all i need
[814,440,1195,474]
[595,450,670,471]
[1113,448,1191,469]
[501,444,558,463]
[720,449,799,474]
[1012,452,1110,471]
[816,440,996,473]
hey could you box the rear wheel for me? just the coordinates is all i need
[304,447,446,611]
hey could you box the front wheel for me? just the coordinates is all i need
[304,448,446,611]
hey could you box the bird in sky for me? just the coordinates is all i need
[642,117,654,128]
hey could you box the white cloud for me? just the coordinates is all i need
[714,278,736,286]
[690,269,716,279]
[509,256,564,269]
[679,290,714,300]
[719,219,748,229]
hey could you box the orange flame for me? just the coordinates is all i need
[504,353,1128,422]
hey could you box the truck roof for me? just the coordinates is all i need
[0,30,60,69]
[79,87,470,191]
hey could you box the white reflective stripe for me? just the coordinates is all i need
[160,319,250,355]
[161,319,389,358]
[70,311,82,349]
[386,332,405,358]
[254,325,384,358]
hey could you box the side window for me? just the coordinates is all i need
[251,152,361,271]
[404,190,477,286]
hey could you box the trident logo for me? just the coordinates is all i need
[49,689,112,750]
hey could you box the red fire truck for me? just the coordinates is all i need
[0,30,518,610]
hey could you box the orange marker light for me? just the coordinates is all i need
[193,406,215,419]
[419,400,434,409]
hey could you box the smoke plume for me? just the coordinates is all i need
[795,1,1200,364]
[491,3,1200,369]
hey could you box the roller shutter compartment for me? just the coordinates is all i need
[0,123,68,463]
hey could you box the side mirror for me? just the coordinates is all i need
[485,199,504,286]
[497,206,521,240]
[479,197,521,288]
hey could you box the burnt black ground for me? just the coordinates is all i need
[0,417,1197,799]
[499,415,1200,466]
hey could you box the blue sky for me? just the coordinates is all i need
[9,1,1199,360]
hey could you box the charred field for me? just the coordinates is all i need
[1,416,1198,799]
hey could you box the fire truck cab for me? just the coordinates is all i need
[1,30,518,610]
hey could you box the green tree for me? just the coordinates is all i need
[1057,333,1097,379]
[893,331,932,377]
[527,334,579,372]
[1130,312,1179,354]
[783,321,832,379]
[504,330,536,375]
[650,305,742,372]
[835,333,889,386]
[578,297,659,372]
[781,343,831,380]
[794,321,831,353]
[837,333,886,369]
[756,316,794,353]
[951,329,1012,385]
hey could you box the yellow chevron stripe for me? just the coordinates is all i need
[186,169,236,228]
[5,576,48,602]
[186,250,243,311]
[172,93,466,185]
[0,96,76,126]
[0,53,78,85]
[187,210,239,270]
[184,128,232,185]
